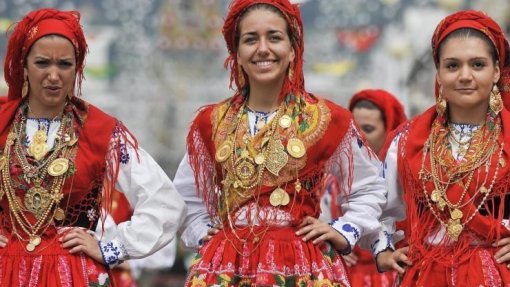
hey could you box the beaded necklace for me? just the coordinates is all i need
[0,104,78,252]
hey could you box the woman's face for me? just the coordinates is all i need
[436,36,500,114]
[236,8,295,89]
[352,107,386,154]
[24,35,76,113]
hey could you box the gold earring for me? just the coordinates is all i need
[490,84,503,115]
[436,86,447,116]
[22,80,29,99]
[288,62,294,81]
[238,64,245,88]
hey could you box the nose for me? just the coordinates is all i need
[47,66,60,82]
[459,65,473,82]
[257,38,270,56]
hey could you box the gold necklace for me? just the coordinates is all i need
[421,117,503,241]
[0,107,77,252]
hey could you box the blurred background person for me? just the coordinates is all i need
[319,89,406,287]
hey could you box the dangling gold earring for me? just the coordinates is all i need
[436,86,447,116]
[22,80,29,99]
[288,62,294,81]
[490,84,503,115]
[238,64,245,88]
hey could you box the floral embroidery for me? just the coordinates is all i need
[119,143,130,164]
[341,223,360,240]
[87,209,97,222]
[99,240,127,268]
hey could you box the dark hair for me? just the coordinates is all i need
[352,100,386,125]
[437,28,498,65]
[234,3,293,51]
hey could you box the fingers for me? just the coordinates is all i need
[493,237,510,248]
[298,216,317,228]
[0,235,8,247]
[392,261,406,275]
[342,254,358,267]
[495,244,510,261]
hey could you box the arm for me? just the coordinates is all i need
[99,144,186,268]
[329,121,389,254]
[174,153,212,249]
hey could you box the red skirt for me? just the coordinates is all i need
[348,247,397,287]
[0,237,111,287]
[185,226,350,287]
[401,246,510,287]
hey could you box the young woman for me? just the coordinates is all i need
[376,10,510,286]
[175,1,389,286]
[0,8,185,286]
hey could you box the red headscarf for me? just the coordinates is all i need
[348,89,407,132]
[431,10,510,109]
[222,0,305,100]
[4,8,88,101]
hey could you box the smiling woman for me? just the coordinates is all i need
[175,1,389,286]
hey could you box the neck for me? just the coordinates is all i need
[27,100,65,120]
[246,81,284,112]
[447,104,488,125]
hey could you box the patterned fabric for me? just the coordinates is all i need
[0,97,135,286]
[186,227,350,287]
[100,239,128,269]
[185,93,355,286]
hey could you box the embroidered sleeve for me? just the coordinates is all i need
[329,220,361,255]
[371,230,396,272]
[99,239,129,269]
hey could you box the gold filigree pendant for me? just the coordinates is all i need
[266,139,288,176]
[24,186,52,219]
[28,129,49,161]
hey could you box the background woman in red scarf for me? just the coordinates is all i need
[320,89,406,287]
[376,10,510,286]
[175,0,389,286]
[0,8,186,286]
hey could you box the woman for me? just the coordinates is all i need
[376,10,510,286]
[349,89,407,155]
[175,0,389,286]
[0,8,186,286]
[322,89,406,287]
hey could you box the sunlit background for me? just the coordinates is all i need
[1,0,509,286]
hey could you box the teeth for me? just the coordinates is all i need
[256,61,273,67]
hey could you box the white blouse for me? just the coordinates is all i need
[175,117,388,254]
[25,118,186,267]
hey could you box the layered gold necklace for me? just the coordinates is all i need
[0,105,78,252]
[420,115,503,241]
[214,98,306,253]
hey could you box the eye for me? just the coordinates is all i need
[472,61,486,69]
[34,60,49,67]
[243,36,257,45]
[269,35,282,42]
[58,61,74,68]
[445,62,458,70]
[361,125,375,134]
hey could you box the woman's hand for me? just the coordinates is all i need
[376,246,411,274]
[296,216,348,251]
[342,253,359,267]
[200,223,223,246]
[0,234,8,248]
[493,237,510,268]
[60,228,104,264]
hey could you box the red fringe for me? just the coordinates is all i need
[99,121,139,238]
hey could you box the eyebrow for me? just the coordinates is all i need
[241,29,284,37]
[442,56,489,61]
[33,56,74,61]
